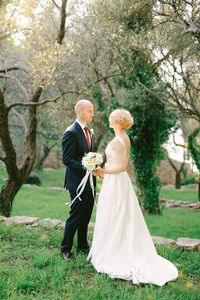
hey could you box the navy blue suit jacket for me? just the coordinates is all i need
[62,121,96,191]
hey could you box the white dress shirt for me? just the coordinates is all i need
[76,119,91,145]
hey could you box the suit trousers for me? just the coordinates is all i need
[60,188,94,252]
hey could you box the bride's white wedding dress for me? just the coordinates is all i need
[88,136,178,286]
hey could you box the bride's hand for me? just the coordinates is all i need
[99,174,104,180]
[97,169,105,180]
[93,168,102,176]
[93,168,105,177]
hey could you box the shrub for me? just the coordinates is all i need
[181,174,199,185]
[24,172,41,186]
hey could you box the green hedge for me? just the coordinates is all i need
[181,174,199,185]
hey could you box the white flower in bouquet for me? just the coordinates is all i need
[82,152,103,172]
[66,152,103,207]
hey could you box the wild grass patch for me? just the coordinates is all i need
[0,223,199,300]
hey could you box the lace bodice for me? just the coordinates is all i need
[105,136,127,169]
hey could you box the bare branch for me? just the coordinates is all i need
[155,0,200,43]
[8,123,59,140]
[133,64,200,122]
[172,139,188,149]
[132,69,168,105]
[167,156,178,172]
[80,72,122,95]
[183,75,200,92]
[52,0,60,10]
[0,27,34,40]
[11,109,28,135]
[0,73,29,102]
[2,82,11,95]
[154,49,175,68]
[7,90,77,110]
[0,67,28,74]
[57,0,68,45]
[168,155,185,173]
[7,72,122,110]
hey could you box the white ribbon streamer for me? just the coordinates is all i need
[65,170,95,207]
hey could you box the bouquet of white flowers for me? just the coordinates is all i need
[66,152,103,207]
[82,152,103,172]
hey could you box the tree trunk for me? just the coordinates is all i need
[57,0,68,44]
[198,181,200,202]
[35,144,51,171]
[175,172,181,189]
[0,88,42,216]
[0,177,23,217]
[0,1,68,216]
[138,177,161,214]
[167,156,184,189]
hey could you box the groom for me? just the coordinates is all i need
[60,99,96,260]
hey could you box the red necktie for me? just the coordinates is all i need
[84,127,91,150]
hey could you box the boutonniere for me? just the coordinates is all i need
[90,128,94,136]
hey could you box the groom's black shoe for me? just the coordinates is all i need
[61,250,72,261]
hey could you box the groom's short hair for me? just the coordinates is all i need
[75,99,92,114]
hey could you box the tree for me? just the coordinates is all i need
[172,119,200,197]
[89,0,176,213]
[115,52,176,213]
[0,0,121,216]
[167,156,185,189]
[149,0,200,121]
[112,0,200,177]
[0,0,71,216]
[46,1,122,151]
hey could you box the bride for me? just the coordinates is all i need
[88,109,178,286]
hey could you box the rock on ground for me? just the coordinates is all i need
[176,238,200,250]
[152,236,176,245]
[3,216,40,225]
[39,218,62,227]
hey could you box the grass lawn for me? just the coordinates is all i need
[160,187,199,202]
[1,166,200,299]
[11,185,200,240]
[36,169,65,188]
[145,208,200,240]
[37,168,199,202]
[0,163,7,185]
[1,165,198,202]
[0,223,200,300]
[12,186,70,221]
[0,167,198,239]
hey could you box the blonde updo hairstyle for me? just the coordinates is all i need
[109,109,134,130]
